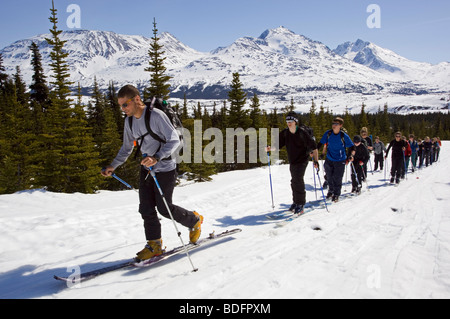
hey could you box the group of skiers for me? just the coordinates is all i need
[383,134,441,183]
[272,111,442,217]
[101,88,442,262]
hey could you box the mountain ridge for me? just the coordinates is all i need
[1,27,449,114]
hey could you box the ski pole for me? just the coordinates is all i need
[368,154,374,175]
[385,153,390,184]
[313,162,317,200]
[403,152,408,180]
[145,165,198,272]
[344,162,348,192]
[315,167,329,213]
[102,168,139,193]
[350,162,360,187]
[112,173,133,190]
[267,149,275,210]
[359,161,370,191]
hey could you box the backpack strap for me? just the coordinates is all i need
[144,97,166,144]
[327,129,346,148]
[129,97,167,159]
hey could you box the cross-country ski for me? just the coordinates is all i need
[54,229,241,283]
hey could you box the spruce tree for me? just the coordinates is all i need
[227,72,250,129]
[0,53,8,91]
[343,106,356,138]
[180,93,189,121]
[99,106,123,189]
[30,42,49,105]
[317,102,327,135]
[29,42,50,135]
[0,76,33,193]
[218,101,229,131]
[144,18,171,100]
[106,81,124,135]
[36,0,100,193]
[13,66,28,105]
[359,102,369,131]
[380,103,391,140]
[87,76,106,147]
[308,98,319,137]
[249,93,262,129]
[187,106,216,182]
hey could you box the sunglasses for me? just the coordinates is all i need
[332,122,341,126]
[120,96,135,109]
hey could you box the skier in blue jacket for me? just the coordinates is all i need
[317,117,354,202]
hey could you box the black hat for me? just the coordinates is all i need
[353,135,362,143]
[286,111,299,123]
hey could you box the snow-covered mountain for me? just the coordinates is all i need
[1,27,449,114]
[0,30,204,92]
[334,39,402,73]
[171,27,392,98]
[333,39,450,88]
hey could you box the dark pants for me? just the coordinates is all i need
[391,156,403,180]
[324,158,346,196]
[139,167,198,240]
[424,150,431,167]
[350,162,363,189]
[374,153,384,171]
[290,161,309,206]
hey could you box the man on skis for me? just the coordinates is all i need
[373,136,386,171]
[266,111,319,215]
[317,117,354,202]
[101,85,203,262]
[385,132,408,184]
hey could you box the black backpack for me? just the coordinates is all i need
[299,125,317,155]
[129,97,184,160]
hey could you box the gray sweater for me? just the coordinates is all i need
[373,141,386,155]
[111,108,180,173]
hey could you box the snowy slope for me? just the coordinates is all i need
[0,142,449,299]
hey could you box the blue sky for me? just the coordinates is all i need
[1,0,449,64]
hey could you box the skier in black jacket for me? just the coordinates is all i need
[385,132,407,184]
[267,112,319,215]
[348,135,370,194]
[423,137,432,167]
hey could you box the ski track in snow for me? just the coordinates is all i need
[0,142,449,299]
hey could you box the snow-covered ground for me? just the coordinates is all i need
[1,142,449,299]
